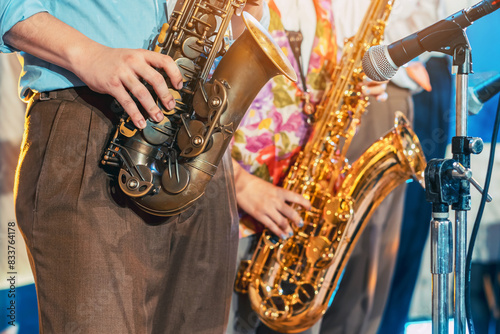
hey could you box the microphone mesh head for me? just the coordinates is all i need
[362,45,398,81]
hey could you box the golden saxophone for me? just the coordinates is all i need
[101,0,296,216]
[233,0,427,332]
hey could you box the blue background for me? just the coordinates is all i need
[454,8,500,143]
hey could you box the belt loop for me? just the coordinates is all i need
[24,90,56,117]
[22,89,56,103]
[39,92,51,101]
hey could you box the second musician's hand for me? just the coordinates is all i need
[232,158,311,239]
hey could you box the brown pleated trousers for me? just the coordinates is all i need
[14,87,239,334]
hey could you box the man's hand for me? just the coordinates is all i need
[4,12,183,129]
[75,46,183,129]
[233,158,311,239]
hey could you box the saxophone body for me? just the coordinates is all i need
[234,0,427,332]
[102,0,296,216]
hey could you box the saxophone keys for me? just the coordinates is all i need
[277,240,301,269]
[234,260,252,294]
[323,196,353,223]
[177,120,209,157]
[119,119,138,137]
[182,36,204,59]
[164,89,182,115]
[305,236,333,269]
[175,57,196,82]
[194,14,217,35]
[118,167,154,198]
[261,295,289,320]
[157,23,170,44]
[143,117,175,145]
[162,163,190,194]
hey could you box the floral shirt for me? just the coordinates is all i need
[231,0,337,238]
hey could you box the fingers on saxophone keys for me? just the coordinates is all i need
[283,190,311,211]
[266,209,293,240]
[279,204,303,230]
[114,87,148,129]
[140,66,178,119]
[151,53,184,90]
[129,80,164,124]
[157,92,176,114]
[261,216,290,240]
[297,194,311,211]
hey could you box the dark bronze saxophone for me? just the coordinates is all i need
[101,0,297,216]
[233,0,427,332]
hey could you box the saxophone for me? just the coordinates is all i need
[101,0,297,216]
[233,0,427,332]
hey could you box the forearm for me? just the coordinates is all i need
[4,12,105,78]
[231,156,310,238]
[232,157,248,195]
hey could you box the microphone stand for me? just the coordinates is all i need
[451,44,472,334]
[424,29,491,334]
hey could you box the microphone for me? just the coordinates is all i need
[362,0,500,81]
[468,73,500,115]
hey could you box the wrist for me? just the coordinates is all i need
[231,158,254,194]
[65,38,106,79]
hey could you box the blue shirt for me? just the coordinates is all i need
[0,0,170,98]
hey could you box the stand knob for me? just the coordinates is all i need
[452,162,492,202]
[468,137,483,154]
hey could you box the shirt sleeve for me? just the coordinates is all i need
[385,0,445,44]
[0,0,49,53]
